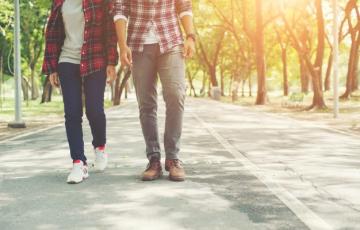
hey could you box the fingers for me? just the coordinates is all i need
[120,48,133,68]
[49,73,59,88]
[128,50,133,66]
[54,74,60,86]
[106,67,116,85]
[183,45,194,59]
[121,55,130,67]
[49,75,54,87]
[183,46,188,58]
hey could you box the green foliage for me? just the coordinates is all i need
[0,0,14,75]
[0,0,50,78]
[289,92,305,102]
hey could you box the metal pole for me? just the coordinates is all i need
[332,0,339,118]
[8,0,26,128]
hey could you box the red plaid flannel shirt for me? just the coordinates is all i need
[114,0,192,53]
[42,0,119,77]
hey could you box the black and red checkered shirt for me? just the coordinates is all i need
[42,0,118,77]
[114,0,193,53]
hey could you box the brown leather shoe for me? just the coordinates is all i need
[142,158,163,181]
[165,159,185,182]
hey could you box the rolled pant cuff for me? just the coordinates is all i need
[147,152,161,160]
[165,154,179,160]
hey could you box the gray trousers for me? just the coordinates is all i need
[132,44,186,160]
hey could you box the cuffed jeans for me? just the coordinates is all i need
[132,44,186,160]
[58,63,107,163]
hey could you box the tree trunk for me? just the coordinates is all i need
[242,80,246,97]
[207,79,211,97]
[220,67,225,96]
[186,69,197,97]
[231,80,239,102]
[299,58,309,93]
[200,72,207,96]
[41,77,53,103]
[249,74,253,97]
[351,34,360,92]
[30,67,39,100]
[341,30,360,99]
[21,76,30,101]
[229,74,234,96]
[281,46,289,96]
[324,50,333,91]
[310,0,326,109]
[209,66,219,87]
[0,55,3,108]
[255,0,267,105]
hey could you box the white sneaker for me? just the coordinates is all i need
[67,160,89,184]
[94,146,108,172]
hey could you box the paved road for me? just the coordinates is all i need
[0,98,359,230]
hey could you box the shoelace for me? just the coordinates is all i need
[168,159,183,169]
[147,159,161,170]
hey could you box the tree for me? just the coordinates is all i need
[281,0,327,109]
[341,0,360,99]
[21,0,50,100]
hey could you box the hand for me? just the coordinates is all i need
[106,65,116,85]
[120,45,133,67]
[183,38,195,59]
[49,72,60,88]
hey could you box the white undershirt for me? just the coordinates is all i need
[144,22,159,44]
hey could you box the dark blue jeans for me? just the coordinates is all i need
[58,63,106,163]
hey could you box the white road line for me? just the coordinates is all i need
[191,112,334,230]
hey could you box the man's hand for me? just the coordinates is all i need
[106,65,117,84]
[183,38,195,59]
[120,45,133,67]
[49,72,60,88]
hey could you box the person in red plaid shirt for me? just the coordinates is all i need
[114,0,195,182]
[42,0,118,184]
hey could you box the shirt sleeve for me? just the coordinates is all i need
[114,0,130,21]
[114,15,128,22]
[105,0,119,66]
[175,0,193,16]
[179,11,193,18]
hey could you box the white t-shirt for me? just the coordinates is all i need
[59,0,85,64]
[144,22,159,45]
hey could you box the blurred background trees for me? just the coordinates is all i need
[0,0,50,105]
[191,0,359,110]
[0,0,358,111]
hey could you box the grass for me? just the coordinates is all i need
[215,90,360,134]
[0,95,114,122]
[220,90,360,114]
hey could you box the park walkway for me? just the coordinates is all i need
[0,97,359,230]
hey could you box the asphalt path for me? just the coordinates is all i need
[1,97,359,230]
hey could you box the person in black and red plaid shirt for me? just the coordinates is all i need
[114,0,196,182]
[42,0,119,184]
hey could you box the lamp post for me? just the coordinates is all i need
[8,0,26,128]
[332,0,339,118]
